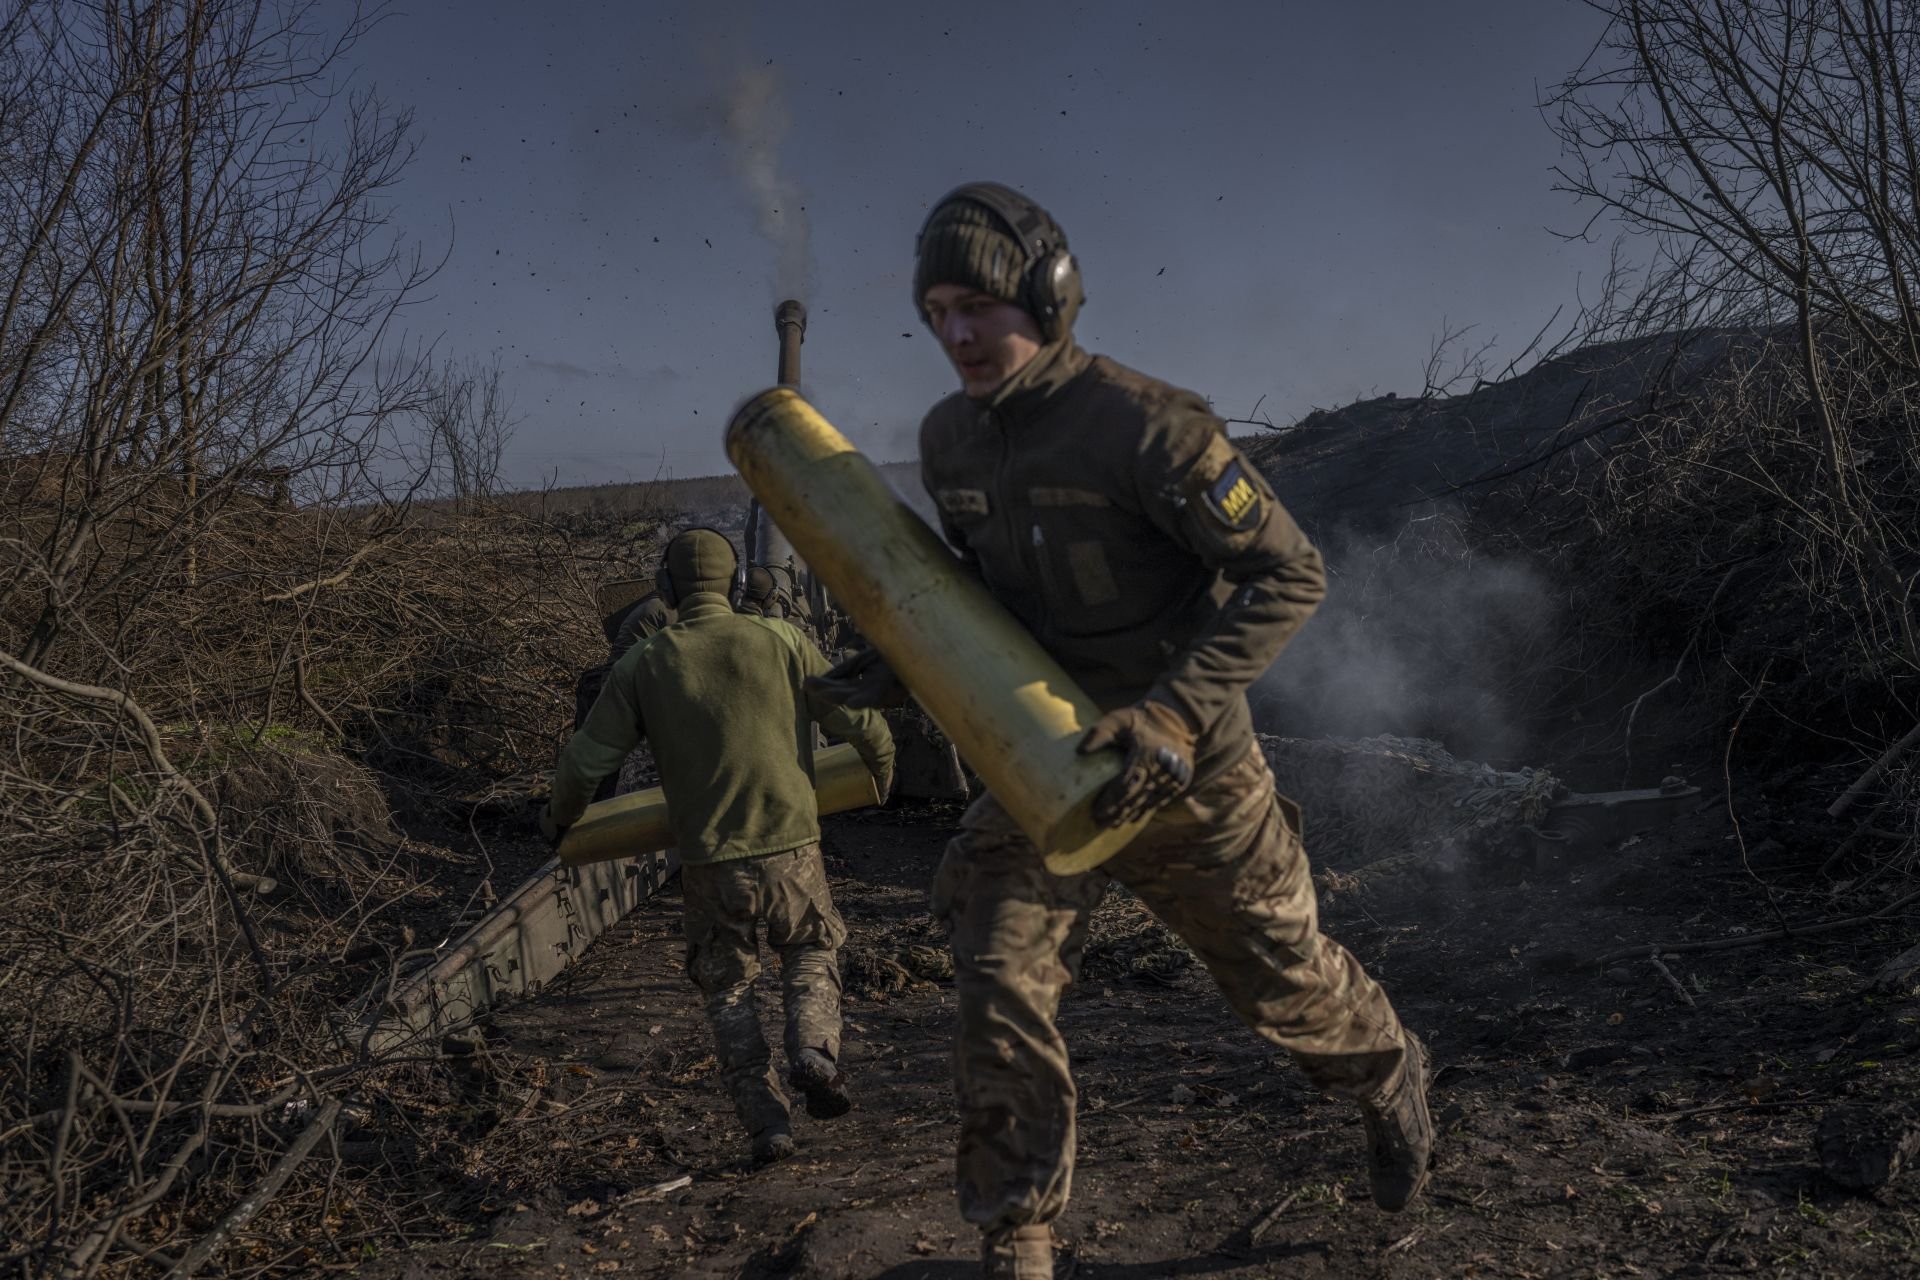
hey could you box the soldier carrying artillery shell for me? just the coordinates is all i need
[808,183,1433,1279]
[542,528,894,1165]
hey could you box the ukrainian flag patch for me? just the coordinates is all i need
[1202,459,1263,532]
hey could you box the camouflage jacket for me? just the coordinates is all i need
[550,593,894,863]
[918,340,1325,785]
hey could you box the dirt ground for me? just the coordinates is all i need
[353,790,1920,1280]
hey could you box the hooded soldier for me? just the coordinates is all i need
[545,528,894,1165]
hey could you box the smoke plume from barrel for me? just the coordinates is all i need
[723,64,812,301]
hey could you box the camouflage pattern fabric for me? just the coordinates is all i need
[681,842,847,1138]
[930,742,1410,1233]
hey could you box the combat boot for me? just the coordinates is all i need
[751,1126,796,1166]
[1359,1031,1432,1211]
[980,1225,1054,1279]
[789,1047,853,1120]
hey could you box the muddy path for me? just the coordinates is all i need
[360,798,1920,1279]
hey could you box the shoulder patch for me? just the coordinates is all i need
[1201,459,1263,532]
[937,487,990,517]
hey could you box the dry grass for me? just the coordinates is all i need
[0,482,665,1276]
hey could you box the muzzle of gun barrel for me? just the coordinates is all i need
[775,299,806,387]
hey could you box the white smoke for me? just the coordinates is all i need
[1253,514,1560,766]
[722,63,812,300]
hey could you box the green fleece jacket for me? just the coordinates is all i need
[549,592,894,864]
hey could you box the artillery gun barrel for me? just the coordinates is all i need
[752,301,808,567]
[775,299,806,387]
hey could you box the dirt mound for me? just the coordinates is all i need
[1244,324,1919,790]
[1239,330,1746,539]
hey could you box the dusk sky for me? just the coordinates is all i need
[356,1,1618,487]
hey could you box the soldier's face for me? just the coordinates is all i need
[922,284,1045,397]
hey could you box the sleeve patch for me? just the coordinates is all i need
[1202,460,1263,532]
[937,487,990,517]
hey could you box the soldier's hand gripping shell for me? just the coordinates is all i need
[537,802,570,849]
[803,645,908,710]
[1077,700,1198,828]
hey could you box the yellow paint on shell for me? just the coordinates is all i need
[724,387,1148,873]
[557,742,879,869]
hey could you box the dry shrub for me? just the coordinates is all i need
[1530,0,1920,812]
[0,1,677,1267]
[209,733,398,885]
[0,494,661,1275]
[1470,329,1920,779]
[0,682,291,1277]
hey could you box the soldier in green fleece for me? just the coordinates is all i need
[542,527,894,1165]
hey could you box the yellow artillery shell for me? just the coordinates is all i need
[557,742,881,868]
[724,386,1146,874]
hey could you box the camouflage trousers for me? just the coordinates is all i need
[930,742,1411,1233]
[681,843,847,1139]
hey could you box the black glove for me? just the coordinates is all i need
[537,803,570,849]
[1077,700,1198,828]
[805,646,908,710]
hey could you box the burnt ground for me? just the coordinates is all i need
[354,796,1920,1280]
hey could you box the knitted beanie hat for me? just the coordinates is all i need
[661,528,736,600]
[913,198,1030,319]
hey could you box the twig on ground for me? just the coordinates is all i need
[616,1174,692,1205]
[1247,1190,1300,1245]
[169,1097,343,1278]
[1828,720,1920,819]
[1647,1097,1824,1123]
[1647,949,1697,1008]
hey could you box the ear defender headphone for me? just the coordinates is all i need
[653,526,737,608]
[917,182,1084,342]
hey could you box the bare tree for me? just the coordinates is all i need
[0,2,460,1272]
[0,0,431,673]
[1542,0,1920,835]
[416,355,517,512]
